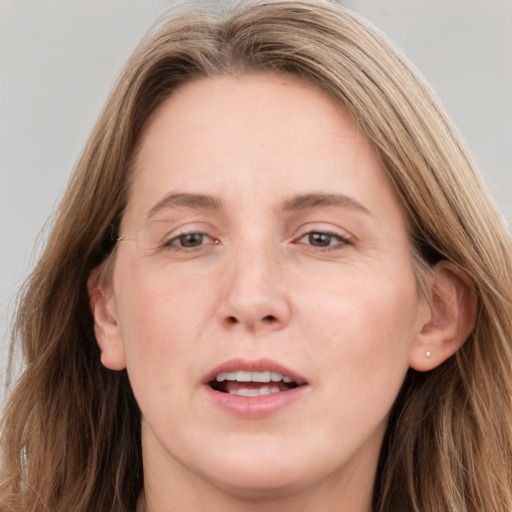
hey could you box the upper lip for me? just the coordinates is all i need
[202,357,308,386]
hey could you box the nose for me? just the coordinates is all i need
[218,242,291,332]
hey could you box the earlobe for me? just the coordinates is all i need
[409,261,477,372]
[87,265,127,371]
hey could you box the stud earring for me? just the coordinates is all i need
[426,351,431,358]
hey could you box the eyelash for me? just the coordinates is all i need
[161,230,351,252]
[295,230,352,251]
[163,232,218,250]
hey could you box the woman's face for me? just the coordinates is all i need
[104,74,431,503]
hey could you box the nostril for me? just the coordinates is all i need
[224,314,278,326]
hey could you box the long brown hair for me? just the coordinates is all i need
[1,1,511,510]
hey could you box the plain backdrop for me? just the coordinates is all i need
[1,0,511,399]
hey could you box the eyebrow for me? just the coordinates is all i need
[282,193,371,215]
[146,191,371,219]
[147,192,222,219]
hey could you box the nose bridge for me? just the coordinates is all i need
[219,236,290,329]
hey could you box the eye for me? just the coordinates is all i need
[166,232,217,249]
[297,231,350,249]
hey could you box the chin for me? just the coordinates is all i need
[194,447,319,500]
[206,469,310,501]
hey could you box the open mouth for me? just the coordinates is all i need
[209,370,301,396]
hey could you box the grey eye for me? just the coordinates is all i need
[308,233,334,246]
[300,232,344,247]
[172,233,208,247]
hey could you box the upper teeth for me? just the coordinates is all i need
[216,371,293,383]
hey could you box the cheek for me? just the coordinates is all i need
[298,267,419,389]
[111,261,214,386]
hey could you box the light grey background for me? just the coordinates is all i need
[1,0,511,398]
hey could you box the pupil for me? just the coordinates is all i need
[309,233,331,246]
[181,233,203,247]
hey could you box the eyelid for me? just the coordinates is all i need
[167,231,218,249]
[143,220,221,252]
[291,221,354,241]
[288,221,355,254]
[148,218,217,236]
[296,231,351,247]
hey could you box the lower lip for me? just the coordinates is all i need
[203,384,309,419]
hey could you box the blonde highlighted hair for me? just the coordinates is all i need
[1,1,511,510]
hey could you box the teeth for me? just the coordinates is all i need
[234,389,259,397]
[252,371,270,382]
[216,371,236,382]
[229,386,281,396]
[236,371,252,382]
[216,371,293,383]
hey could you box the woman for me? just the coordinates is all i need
[1,1,511,511]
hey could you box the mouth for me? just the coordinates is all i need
[203,359,309,418]
[209,370,301,396]
[204,358,308,397]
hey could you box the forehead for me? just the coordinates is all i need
[123,73,403,229]
[137,72,368,159]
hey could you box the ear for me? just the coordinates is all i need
[409,261,477,372]
[87,265,126,371]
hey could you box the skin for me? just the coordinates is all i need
[90,73,474,511]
